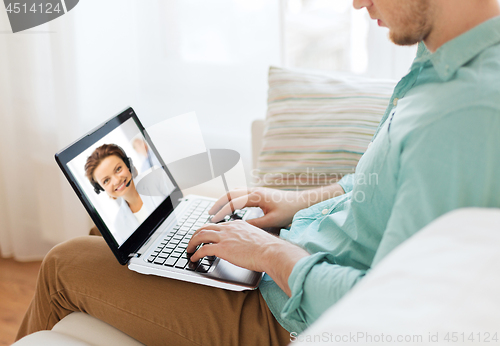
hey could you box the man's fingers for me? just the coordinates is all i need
[245,216,272,229]
[210,194,260,223]
[189,243,218,262]
[209,188,252,215]
[191,223,224,240]
[186,229,221,254]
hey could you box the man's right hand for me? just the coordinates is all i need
[208,187,309,229]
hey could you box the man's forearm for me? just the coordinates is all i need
[261,239,310,297]
[299,183,346,208]
[262,183,345,293]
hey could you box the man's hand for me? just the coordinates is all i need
[186,220,285,271]
[209,185,346,229]
[186,220,309,296]
[208,188,308,229]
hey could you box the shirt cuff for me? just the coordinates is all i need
[281,252,336,323]
[337,173,356,194]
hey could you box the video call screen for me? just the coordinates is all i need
[67,118,175,246]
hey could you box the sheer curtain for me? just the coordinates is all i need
[0,9,89,260]
[0,0,281,260]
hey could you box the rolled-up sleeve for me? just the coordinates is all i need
[337,173,356,193]
[282,252,366,324]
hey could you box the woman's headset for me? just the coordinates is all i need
[92,145,138,194]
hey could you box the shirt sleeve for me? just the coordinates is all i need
[337,173,356,193]
[282,252,366,324]
[281,108,500,326]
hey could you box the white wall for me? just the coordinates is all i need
[71,0,282,178]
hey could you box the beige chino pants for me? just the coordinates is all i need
[16,236,290,345]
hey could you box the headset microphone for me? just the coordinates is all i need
[126,179,132,188]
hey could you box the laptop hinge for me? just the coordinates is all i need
[129,252,140,258]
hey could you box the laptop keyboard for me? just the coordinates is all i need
[147,200,216,273]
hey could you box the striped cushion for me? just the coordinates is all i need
[256,66,396,190]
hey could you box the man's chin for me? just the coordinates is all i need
[389,31,421,46]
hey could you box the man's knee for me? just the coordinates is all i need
[39,236,109,292]
[45,235,99,259]
[89,226,102,236]
[41,236,106,274]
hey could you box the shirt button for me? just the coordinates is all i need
[322,209,329,215]
[393,98,399,106]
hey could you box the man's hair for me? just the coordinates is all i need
[84,144,130,189]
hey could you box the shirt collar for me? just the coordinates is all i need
[427,16,500,81]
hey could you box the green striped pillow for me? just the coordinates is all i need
[256,66,396,190]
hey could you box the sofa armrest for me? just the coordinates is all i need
[13,312,144,346]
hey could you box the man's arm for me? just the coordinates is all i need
[187,221,366,321]
[187,176,353,297]
[186,220,309,296]
[279,108,500,325]
[208,175,352,228]
[189,109,500,327]
[299,177,351,207]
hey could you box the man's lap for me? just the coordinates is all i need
[20,236,289,345]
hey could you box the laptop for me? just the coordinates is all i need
[55,107,263,291]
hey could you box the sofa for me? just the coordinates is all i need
[13,67,500,345]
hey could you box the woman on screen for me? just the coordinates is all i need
[84,144,168,244]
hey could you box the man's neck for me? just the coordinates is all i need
[424,0,500,52]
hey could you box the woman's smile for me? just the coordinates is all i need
[114,178,128,192]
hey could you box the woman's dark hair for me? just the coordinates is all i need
[85,144,130,194]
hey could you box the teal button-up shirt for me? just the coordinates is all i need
[259,16,500,334]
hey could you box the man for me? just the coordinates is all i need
[17,0,500,345]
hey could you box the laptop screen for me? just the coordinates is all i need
[56,108,183,264]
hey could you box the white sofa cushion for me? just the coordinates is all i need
[13,312,144,346]
[291,208,500,345]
